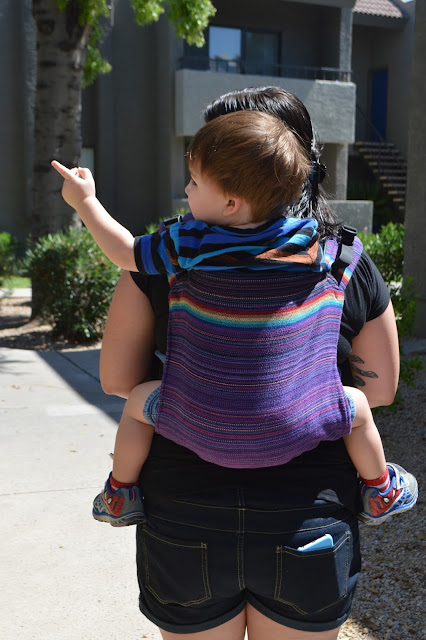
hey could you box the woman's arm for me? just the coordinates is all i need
[350,301,399,408]
[99,271,156,398]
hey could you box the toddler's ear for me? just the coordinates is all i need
[223,196,242,217]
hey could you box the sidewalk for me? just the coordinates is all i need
[1,311,425,640]
[0,347,162,640]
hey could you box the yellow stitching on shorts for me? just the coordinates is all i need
[143,527,204,549]
[173,500,235,510]
[274,546,282,601]
[149,513,238,533]
[201,543,212,599]
[143,530,211,606]
[244,518,348,535]
[242,504,334,514]
[274,531,352,614]
[147,513,349,535]
[173,501,333,514]
[142,526,149,586]
[145,583,211,606]
[237,488,246,590]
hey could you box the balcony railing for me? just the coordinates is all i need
[177,56,352,82]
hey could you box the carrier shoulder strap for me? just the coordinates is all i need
[331,225,358,281]
[161,215,183,228]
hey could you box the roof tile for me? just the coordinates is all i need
[353,0,405,19]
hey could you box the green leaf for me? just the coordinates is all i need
[130,0,166,25]
[167,0,216,47]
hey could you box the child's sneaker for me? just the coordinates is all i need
[92,473,146,526]
[358,462,418,526]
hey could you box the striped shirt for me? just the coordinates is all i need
[134,216,326,274]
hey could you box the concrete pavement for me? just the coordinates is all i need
[1,334,425,640]
[0,347,162,640]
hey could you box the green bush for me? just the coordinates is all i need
[0,232,21,286]
[358,223,412,336]
[358,222,404,284]
[359,223,423,406]
[25,228,121,341]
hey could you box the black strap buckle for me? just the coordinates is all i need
[332,225,357,280]
[162,215,183,228]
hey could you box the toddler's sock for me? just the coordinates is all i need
[110,475,137,492]
[360,467,392,493]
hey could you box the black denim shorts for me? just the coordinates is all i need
[137,438,361,634]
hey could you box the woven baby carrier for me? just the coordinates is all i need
[155,227,362,468]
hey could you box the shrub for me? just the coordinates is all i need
[0,232,21,286]
[358,222,404,284]
[25,228,121,341]
[359,223,423,406]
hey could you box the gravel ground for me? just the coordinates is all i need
[1,294,425,640]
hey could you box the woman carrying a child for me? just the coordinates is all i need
[54,87,414,639]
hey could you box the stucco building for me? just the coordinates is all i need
[0,0,416,239]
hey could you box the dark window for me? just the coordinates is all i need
[183,26,280,75]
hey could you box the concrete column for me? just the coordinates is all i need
[403,0,426,337]
[322,144,348,200]
[339,8,353,76]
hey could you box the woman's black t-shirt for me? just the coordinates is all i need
[130,251,390,513]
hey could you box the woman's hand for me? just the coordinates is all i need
[51,161,96,210]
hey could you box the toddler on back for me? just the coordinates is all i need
[52,110,417,528]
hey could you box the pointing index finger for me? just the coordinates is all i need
[51,160,75,180]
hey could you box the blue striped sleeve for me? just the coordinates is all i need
[133,233,178,275]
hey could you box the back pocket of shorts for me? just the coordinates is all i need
[141,527,211,606]
[274,531,350,615]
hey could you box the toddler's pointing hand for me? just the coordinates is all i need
[51,160,96,211]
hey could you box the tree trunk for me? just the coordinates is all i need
[32,0,92,240]
[31,0,92,314]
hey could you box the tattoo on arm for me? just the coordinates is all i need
[349,354,379,387]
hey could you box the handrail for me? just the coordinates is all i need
[356,103,386,144]
[355,103,389,177]
[177,56,352,82]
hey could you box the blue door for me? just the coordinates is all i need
[370,69,388,141]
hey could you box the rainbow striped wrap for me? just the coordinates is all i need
[135,218,363,468]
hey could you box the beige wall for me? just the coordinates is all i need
[352,2,416,156]
[175,70,356,143]
[404,0,426,337]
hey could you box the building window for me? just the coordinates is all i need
[244,31,279,75]
[183,26,280,75]
[209,26,242,73]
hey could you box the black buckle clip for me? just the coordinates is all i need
[162,215,183,228]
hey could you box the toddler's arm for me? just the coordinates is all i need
[51,160,137,272]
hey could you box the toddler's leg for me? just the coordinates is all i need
[112,380,160,485]
[92,380,161,526]
[343,386,418,525]
[343,386,387,483]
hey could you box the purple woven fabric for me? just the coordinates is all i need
[154,237,363,468]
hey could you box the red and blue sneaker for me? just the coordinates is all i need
[92,473,146,526]
[358,462,418,526]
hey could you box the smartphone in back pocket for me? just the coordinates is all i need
[297,533,334,552]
